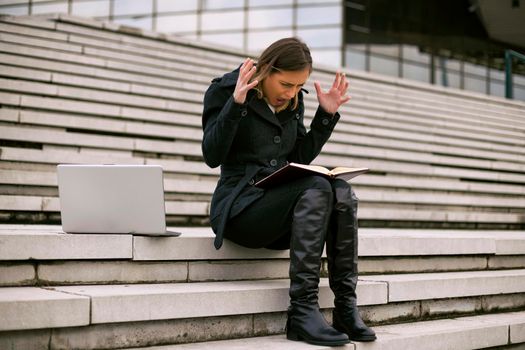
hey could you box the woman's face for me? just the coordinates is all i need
[262,68,310,109]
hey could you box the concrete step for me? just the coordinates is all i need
[0,51,206,103]
[1,193,524,225]
[4,226,524,261]
[348,82,525,122]
[3,94,524,164]
[347,71,525,118]
[3,120,525,189]
[0,169,216,194]
[361,269,525,302]
[0,287,90,331]
[0,146,218,176]
[2,167,525,197]
[0,277,525,348]
[0,124,202,157]
[1,272,524,337]
[2,63,520,161]
[2,24,524,142]
[4,14,524,131]
[4,96,524,167]
[0,279,386,331]
[15,14,525,120]
[2,169,524,209]
[330,124,525,164]
[316,153,525,184]
[333,100,525,146]
[3,54,524,152]
[8,254,523,287]
[118,311,525,350]
[314,69,525,120]
[3,146,524,202]
[4,106,525,173]
[2,227,525,285]
[336,111,525,159]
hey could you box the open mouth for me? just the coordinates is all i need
[275,98,287,106]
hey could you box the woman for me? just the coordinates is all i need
[201,37,376,346]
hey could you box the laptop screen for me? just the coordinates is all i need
[57,164,167,234]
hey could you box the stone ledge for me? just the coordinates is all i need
[1,295,524,349]
[0,287,90,331]
[119,311,525,350]
[2,226,525,261]
[362,269,525,302]
[49,279,386,324]
[0,228,132,260]
[2,269,522,331]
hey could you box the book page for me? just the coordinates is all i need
[329,167,363,176]
[289,163,330,175]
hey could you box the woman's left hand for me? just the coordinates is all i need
[314,72,351,115]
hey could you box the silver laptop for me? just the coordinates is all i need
[57,164,181,237]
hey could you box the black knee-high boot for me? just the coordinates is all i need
[327,180,376,342]
[286,188,350,346]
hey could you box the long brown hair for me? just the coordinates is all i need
[253,37,312,111]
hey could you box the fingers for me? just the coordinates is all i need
[340,95,351,104]
[314,81,322,96]
[332,71,342,90]
[337,72,350,103]
[239,58,256,81]
[234,58,257,104]
[332,71,349,91]
[246,79,259,90]
[340,74,349,96]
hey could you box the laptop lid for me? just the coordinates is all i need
[57,164,168,234]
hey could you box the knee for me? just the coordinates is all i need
[296,176,334,211]
[303,175,333,193]
[332,179,358,211]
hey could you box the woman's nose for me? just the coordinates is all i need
[285,87,297,99]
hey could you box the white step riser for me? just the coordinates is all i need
[3,255,524,286]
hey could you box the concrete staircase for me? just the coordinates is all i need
[0,13,525,349]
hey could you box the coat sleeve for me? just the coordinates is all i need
[201,82,246,168]
[287,104,340,164]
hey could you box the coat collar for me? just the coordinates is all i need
[247,92,282,129]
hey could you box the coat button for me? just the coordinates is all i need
[273,136,281,144]
[295,113,300,119]
[241,109,248,117]
[248,178,255,185]
[270,159,277,167]
[322,118,329,126]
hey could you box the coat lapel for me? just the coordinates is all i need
[248,93,283,130]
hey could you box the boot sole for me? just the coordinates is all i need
[349,334,377,342]
[287,331,350,346]
[333,325,377,342]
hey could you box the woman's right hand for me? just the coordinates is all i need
[233,58,259,104]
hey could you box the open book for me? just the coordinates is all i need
[254,162,369,189]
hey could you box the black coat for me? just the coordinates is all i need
[202,67,340,249]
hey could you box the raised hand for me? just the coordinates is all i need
[233,58,259,104]
[314,72,351,115]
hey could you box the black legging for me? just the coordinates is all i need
[223,175,357,250]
